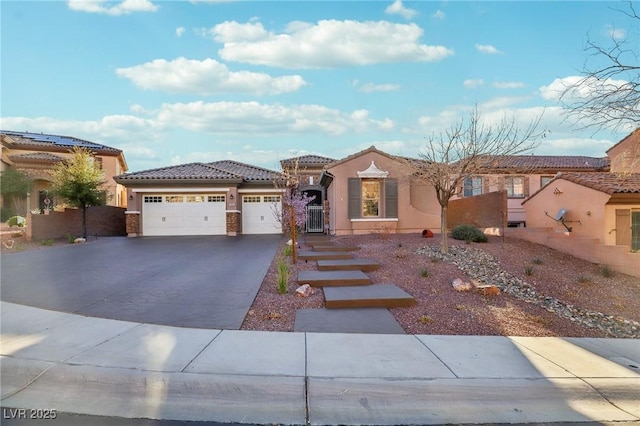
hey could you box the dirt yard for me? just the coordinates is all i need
[241,233,640,337]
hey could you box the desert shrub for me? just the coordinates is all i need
[276,256,289,294]
[600,265,615,278]
[524,265,534,276]
[451,224,488,243]
[41,239,55,246]
[66,233,76,244]
[420,267,429,277]
[6,216,26,228]
[532,257,543,265]
[283,244,292,256]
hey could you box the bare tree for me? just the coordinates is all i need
[406,106,546,254]
[560,1,639,132]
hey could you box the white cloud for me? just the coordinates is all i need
[475,43,502,55]
[385,0,418,20]
[155,101,394,135]
[353,80,401,93]
[176,27,185,37]
[210,20,454,69]
[116,57,306,96]
[493,81,525,89]
[67,0,158,15]
[606,26,626,41]
[463,79,484,89]
[539,76,630,102]
[432,10,446,20]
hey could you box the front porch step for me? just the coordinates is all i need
[303,235,332,243]
[297,270,371,287]
[317,258,380,272]
[312,245,361,252]
[298,250,353,261]
[323,285,416,309]
[306,241,335,248]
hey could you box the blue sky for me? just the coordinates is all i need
[1,0,638,172]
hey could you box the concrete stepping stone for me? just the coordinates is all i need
[317,258,380,272]
[303,235,332,243]
[297,270,370,287]
[312,245,360,252]
[323,285,416,309]
[294,308,405,334]
[298,250,353,261]
[306,241,335,248]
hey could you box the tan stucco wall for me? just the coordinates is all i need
[523,179,610,242]
[326,151,440,235]
[608,130,640,174]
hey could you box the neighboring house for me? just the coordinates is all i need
[455,155,609,226]
[114,160,283,237]
[320,146,441,236]
[607,127,640,174]
[0,130,128,216]
[280,154,336,233]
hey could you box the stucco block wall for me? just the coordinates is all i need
[523,180,610,241]
[507,227,640,278]
[27,206,126,240]
[449,191,507,232]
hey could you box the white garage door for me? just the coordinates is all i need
[242,195,282,234]
[143,194,226,236]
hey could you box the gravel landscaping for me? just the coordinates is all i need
[242,233,640,338]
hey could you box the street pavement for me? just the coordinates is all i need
[2,302,639,425]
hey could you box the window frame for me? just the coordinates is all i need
[463,176,483,197]
[504,176,526,198]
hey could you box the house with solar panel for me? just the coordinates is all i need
[0,130,128,217]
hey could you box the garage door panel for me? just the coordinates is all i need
[242,195,282,235]
[142,194,226,236]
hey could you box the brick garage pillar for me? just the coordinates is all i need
[125,211,141,237]
[226,210,241,236]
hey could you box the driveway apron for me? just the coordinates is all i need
[0,235,282,329]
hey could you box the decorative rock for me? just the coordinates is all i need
[74,238,86,244]
[452,278,473,292]
[476,285,500,296]
[417,244,640,338]
[287,239,293,246]
[295,284,315,297]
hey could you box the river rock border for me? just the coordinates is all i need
[417,245,640,338]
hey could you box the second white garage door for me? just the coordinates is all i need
[242,195,282,234]
[143,194,226,236]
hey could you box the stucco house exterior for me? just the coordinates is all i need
[320,146,441,236]
[1,130,128,217]
[115,160,284,237]
[454,155,610,226]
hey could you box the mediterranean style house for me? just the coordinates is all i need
[0,130,128,217]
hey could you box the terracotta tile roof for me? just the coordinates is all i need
[1,130,122,154]
[115,163,242,181]
[280,155,336,168]
[8,152,65,162]
[115,160,281,183]
[476,155,609,171]
[557,172,640,194]
[208,160,280,182]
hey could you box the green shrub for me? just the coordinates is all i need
[6,216,26,228]
[600,265,615,278]
[524,265,534,276]
[451,224,488,243]
[66,233,76,244]
[0,207,15,222]
[41,239,55,246]
[532,257,544,265]
[420,267,429,277]
[276,256,289,294]
[283,244,292,256]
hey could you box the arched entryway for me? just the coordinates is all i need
[301,187,324,233]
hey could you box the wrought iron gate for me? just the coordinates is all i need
[306,205,324,233]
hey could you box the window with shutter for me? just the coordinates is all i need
[348,178,361,219]
[385,179,398,218]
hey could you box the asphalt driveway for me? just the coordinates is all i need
[0,235,282,329]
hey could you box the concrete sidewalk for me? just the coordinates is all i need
[1,302,639,425]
